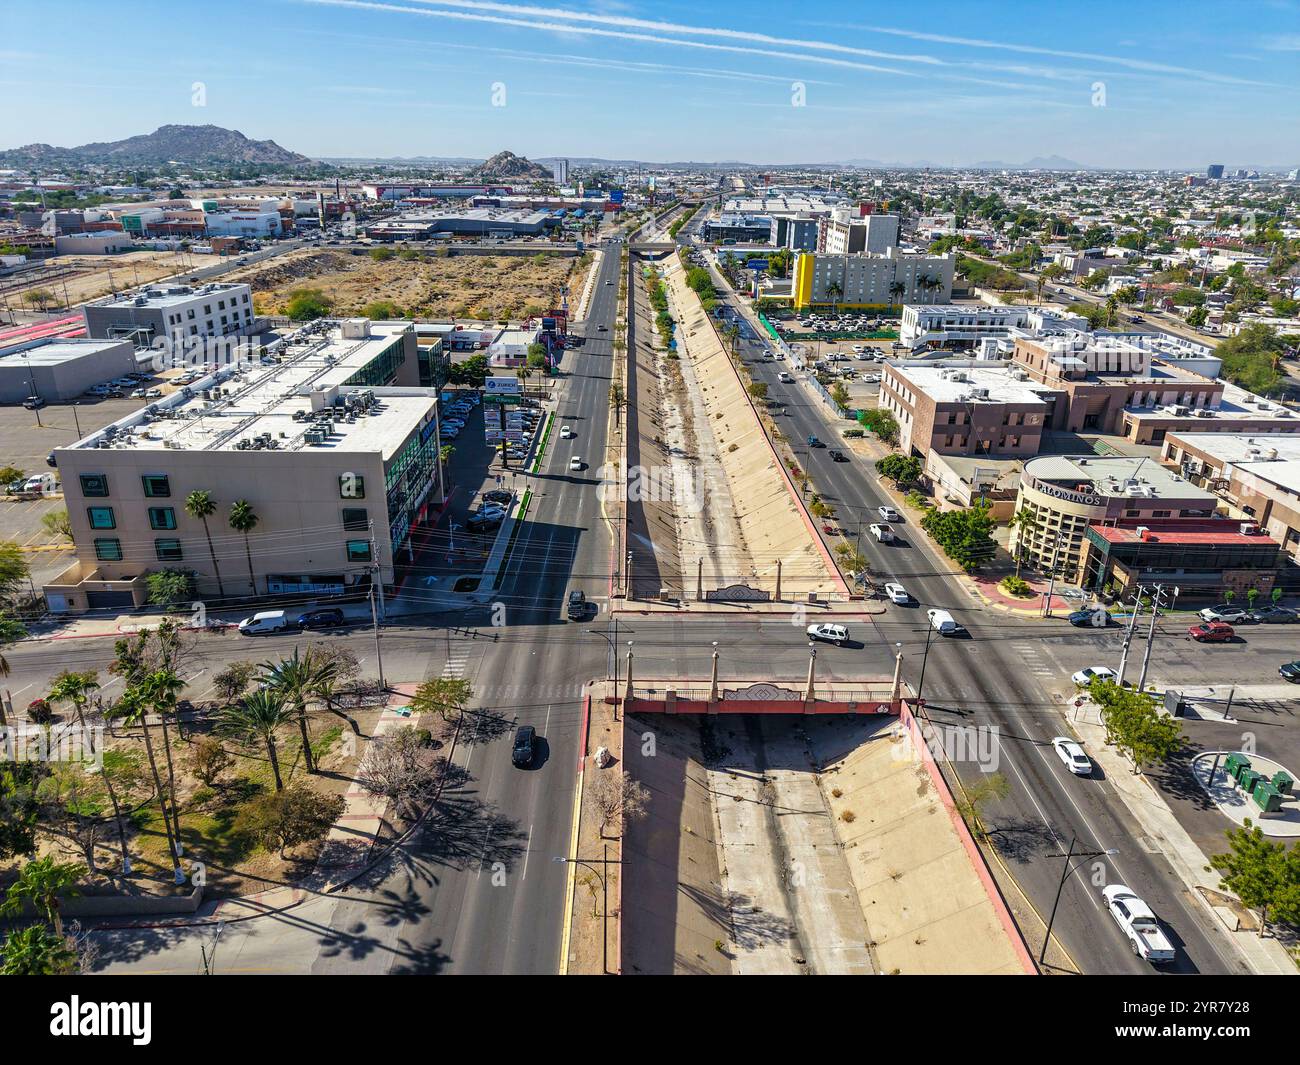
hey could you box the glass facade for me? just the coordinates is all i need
[343,337,406,388]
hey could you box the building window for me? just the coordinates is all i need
[342,508,369,531]
[141,474,170,498]
[346,539,372,562]
[149,506,177,530]
[94,537,122,562]
[154,539,183,562]
[79,473,109,497]
[87,506,115,529]
[340,474,365,499]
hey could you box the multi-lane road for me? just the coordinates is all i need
[702,253,1253,974]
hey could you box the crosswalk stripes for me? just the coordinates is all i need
[441,647,470,679]
[1012,642,1054,679]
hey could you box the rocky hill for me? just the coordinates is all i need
[468,150,552,181]
[0,125,313,168]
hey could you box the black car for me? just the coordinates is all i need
[512,725,536,767]
[567,589,587,620]
[482,489,515,506]
[466,512,503,533]
[297,608,345,630]
[828,448,846,462]
[1250,606,1298,624]
[807,435,825,448]
[1280,661,1300,683]
[1067,608,1113,627]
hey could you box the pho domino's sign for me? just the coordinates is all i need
[1026,476,1105,508]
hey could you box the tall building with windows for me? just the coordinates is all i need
[44,320,436,613]
[82,283,255,347]
[791,249,953,310]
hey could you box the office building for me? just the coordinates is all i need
[552,159,570,185]
[880,362,1053,459]
[1011,455,1218,582]
[45,320,431,613]
[1206,164,1225,179]
[82,283,255,347]
[791,249,954,310]
[1161,432,1300,561]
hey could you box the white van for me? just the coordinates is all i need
[238,610,290,635]
[927,609,964,636]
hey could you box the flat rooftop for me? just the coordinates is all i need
[61,321,431,459]
[1127,379,1297,421]
[1168,432,1300,495]
[92,282,247,310]
[889,363,1053,405]
[0,337,127,364]
[1089,519,1279,548]
[1024,454,1218,502]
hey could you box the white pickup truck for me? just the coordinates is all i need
[869,523,894,543]
[1102,885,1176,964]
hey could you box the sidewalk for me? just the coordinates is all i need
[1071,698,1297,974]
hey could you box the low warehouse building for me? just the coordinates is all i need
[0,337,138,403]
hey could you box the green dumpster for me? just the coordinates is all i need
[1272,771,1294,796]
[1225,753,1250,779]
[1239,769,1263,793]
[1253,783,1283,813]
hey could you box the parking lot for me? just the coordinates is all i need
[0,396,142,591]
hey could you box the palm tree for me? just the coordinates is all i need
[609,383,627,428]
[220,689,295,791]
[0,924,77,975]
[260,648,341,774]
[0,856,84,938]
[184,490,225,600]
[1008,506,1039,576]
[111,683,182,883]
[0,613,25,686]
[138,667,186,849]
[47,670,130,875]
[888,281,906,311]
[826,281,843,315]
[228,499,259,597]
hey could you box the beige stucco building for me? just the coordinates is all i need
[45,319,437,613]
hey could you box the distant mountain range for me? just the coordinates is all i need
[0,125,312,168]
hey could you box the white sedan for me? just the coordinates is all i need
[569,456,583,471]
[1052,736,1092,776]
[560,425,574,439]
[877,505,901,522]
[1071,665,1118,686]
[883,582,910,605]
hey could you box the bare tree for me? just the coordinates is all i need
[590,769,650,839]
[357,726,444,820]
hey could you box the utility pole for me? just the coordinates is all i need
[1136,584,1178,693]
[1041,535,1067,618]
[369,568,386,692]
[1116,586,1144,687]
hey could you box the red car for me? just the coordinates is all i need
[1189,621,1235,642]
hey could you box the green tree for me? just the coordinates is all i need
[0,612,26,680]
[46,670,130,874]
[1090,680,1183,774]
[857,408,899,446]
[1008,506,1039,577]
[1210,820,1300,939]
[146,569,194,610]
[213,661,257,705]
[0,856,84,938]
[875,454,922,488]
[0,924,77,975]
[184,490,225,600]
[41,508,71,540]
[953,772,1010,841]
[747,381,769,401]
[361,299,402,319]
[1215,323,1289,397]
[234,784,344,858]
[920,504,997,573]
[609,383,627,428]
[259,648,342,775]
[227,499,259,596]
[285,287,333,321]
[409,677,474,723]
[0,465,25,485]
[0,541,31,603]
[220,689,296,791]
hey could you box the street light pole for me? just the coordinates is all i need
[1041,535,1068,618]
[1039,837,1118,969]
[915,618,936,712]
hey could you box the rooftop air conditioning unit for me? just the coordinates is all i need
[1240,522,1260,535]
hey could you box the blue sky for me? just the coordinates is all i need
[5,0,1300,167]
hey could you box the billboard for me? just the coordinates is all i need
[484,376,521,395]
[609,189,625,204]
